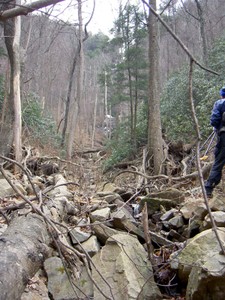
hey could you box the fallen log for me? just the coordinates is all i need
[0,213,51,300]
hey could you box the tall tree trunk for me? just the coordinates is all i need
[67,0,84,159]
[61,52,77,147]
[104,70,108,116]
[91,88,98,148]
[195,0,208,66]
[2,0,22,165]
[13,8,22,166]
[147,0,164,174]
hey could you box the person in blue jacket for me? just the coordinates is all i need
[205,86,225,197]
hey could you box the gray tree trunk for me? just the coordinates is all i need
[67,0,84,159]
[13,4,22,166]
[147,0,164,174]
[195,0,208,66]
[2,2,16,158]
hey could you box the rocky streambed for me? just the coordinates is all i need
[0,170,225,300]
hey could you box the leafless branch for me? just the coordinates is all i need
[180,0,199,21]
[0,0,65,20]
[141,0,219,75]
[160,0,175,16]
[112,162,212,183]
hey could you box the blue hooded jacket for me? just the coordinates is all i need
[210,99,225,130]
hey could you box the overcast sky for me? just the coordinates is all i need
[89,0,118,34]
[51,0,143,35]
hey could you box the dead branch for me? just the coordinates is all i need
[40,155,81,167]
[181,156,190,176]
[113,162,212,183]
[0,0,65,21]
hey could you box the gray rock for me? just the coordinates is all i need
[92,233,162,300]
[139,196,177,216]
[96,191,123,203]
[202,211,225,230]
[160,208,177,221]
[90,207,111,222]
[111,208,145,241]
[69,227,91,244]
[148,188,185,203]
[150,231,174,246]
[44,257,93,300]
[180,197,207,220]
[168,214,184,229]
[0,224,8,235]
[92,222,122,244]
[209,195,225,212]
[0,178,14,197]
[78,235,100,257]
[98,182,126,194]
[171,228,225,300]
[47,174,72,198]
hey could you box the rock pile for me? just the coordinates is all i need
[1,172,225,299]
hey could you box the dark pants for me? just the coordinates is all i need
[205,132,225,195]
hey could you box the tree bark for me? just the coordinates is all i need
[2,0,22,166]
[13,2,22,167]
[67,0,84,159]
[0,214,51,300]
[61,49,78,147]
[147,0,164,174]
[91,88,98,148]
[1,3,15,158]
[194,0,208,66]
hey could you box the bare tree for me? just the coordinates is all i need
[13,0,22,167]
[0,0,67,163]
[61,39,79,147]
[2,0,22,164]
[147,0,164,174]
[66,0,94,158]
[0,0,65,21]
[66,0,85,159]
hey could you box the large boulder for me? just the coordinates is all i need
[138,187,185,216]
[171,228,225,300]
[44,257,93,300]
[92,233,162,300]
[139,196,177,216]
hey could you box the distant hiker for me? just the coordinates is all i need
[205,86,225,197]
